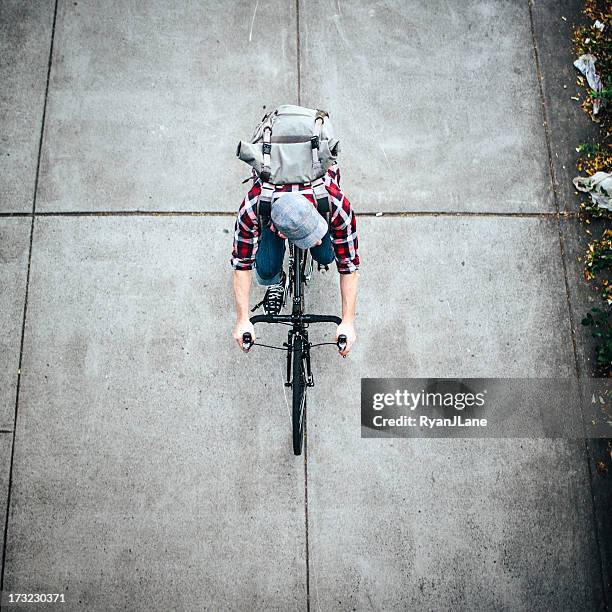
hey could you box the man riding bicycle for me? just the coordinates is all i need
[230,161,360,356]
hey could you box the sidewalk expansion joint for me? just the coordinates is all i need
[0,210,582,219]
[1,0,59,596]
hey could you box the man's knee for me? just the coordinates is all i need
[311,239,335,266]
[254,261,283,285]
[256,262,281,280]
[312,250,334,266]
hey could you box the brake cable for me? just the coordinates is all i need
[246,342,288,351]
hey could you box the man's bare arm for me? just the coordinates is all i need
[340,271,358,321]
[233,269,252,321]
[337,271,358,356]
[232,269,255,350]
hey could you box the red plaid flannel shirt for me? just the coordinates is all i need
[231,162,360,274]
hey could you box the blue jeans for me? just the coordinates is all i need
[254,226,335,285]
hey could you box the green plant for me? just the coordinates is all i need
[590,85,612,101]
[584,230,612,280]
[582,307,612,375]
[577,142,604,155]
[572,1,611,376]
[575,140,611,176]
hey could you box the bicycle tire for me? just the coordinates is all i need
[292,334,307,455]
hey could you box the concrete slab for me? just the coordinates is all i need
[299,0,553,214]
[306,435,600,610]
[558,217,607,377]
[530,0,599,214]
[559,215,612,603]
[5,216,306,610]
[0,218,31,429]
[37,0,298,213]
[0,434,14,569]
[303,217,602,609]
[308,216,576,378]
[528,0,603,376]
[531,2,612,599]
[0,0,55,213]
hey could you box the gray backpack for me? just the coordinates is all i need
[236,104,340,226]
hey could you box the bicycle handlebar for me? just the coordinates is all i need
[250,313,342,325]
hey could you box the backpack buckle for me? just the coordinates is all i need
[310,135,320,149]
[262,142,272,155]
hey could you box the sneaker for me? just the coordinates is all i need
[262,271,286,315]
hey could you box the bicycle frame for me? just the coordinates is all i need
[287,244,313,388]
[251,245,341,374]
[244,242,345,454]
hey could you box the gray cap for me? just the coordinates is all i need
[271,192,328,249]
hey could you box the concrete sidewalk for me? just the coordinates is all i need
[0,0,608,610]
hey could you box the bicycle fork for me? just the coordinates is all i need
[284,330,315,388]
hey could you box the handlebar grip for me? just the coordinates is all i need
[242,331,253,352]
[337,334,347,352]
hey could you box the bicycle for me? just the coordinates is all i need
[241,242,347,455]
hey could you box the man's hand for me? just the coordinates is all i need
[233,319,255,352]
[336,320,356,357]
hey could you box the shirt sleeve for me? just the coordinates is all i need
[230,181,261,271]
[325,166,360,274]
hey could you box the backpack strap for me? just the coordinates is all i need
[311,176,331,227]
[310,110,331,226]
[310,109,328,177]
[260,115,273,183]
[256,181,275,230]
[256,114,275,229]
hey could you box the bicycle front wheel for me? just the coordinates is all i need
[292,335,307,455]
